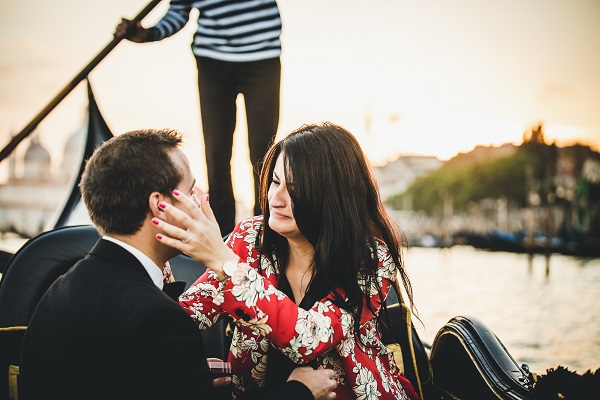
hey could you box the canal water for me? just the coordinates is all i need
[404,245,600,375]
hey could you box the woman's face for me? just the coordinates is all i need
[267,152,301,240]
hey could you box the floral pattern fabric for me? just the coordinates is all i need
[179,216,420,400]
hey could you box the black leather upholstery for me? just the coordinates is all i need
[0,225,101,329]
[0,225,100,400]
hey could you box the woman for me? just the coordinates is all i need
[154,122,420,400]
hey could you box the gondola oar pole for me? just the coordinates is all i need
[0,0,162,163]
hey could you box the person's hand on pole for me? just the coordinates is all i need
[114,18,149,42]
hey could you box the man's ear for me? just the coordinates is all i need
[148,191,167,218]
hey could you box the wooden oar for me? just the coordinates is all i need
[0,0,162,163]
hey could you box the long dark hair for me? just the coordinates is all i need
[256,122,414,348]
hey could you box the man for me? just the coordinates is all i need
[115,0,282,236]
[18,129,336,400]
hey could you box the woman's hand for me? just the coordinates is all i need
[152,189,237,275]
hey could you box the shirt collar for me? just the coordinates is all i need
[103,236,164,290]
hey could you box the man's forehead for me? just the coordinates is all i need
[170,149,195,188]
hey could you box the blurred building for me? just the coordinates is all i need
[374,155,443,200]
[0,127,84,238]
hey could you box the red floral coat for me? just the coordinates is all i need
[179,216,419,400]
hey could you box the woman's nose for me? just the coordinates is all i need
[269,186,287,207]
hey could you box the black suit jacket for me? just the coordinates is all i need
[19,239,214,400]
[18,239,315,400]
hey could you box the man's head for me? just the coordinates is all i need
[80,128,194,237]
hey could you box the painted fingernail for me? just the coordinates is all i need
[173,189,181,196]
[151,218,159,225]
[156,234,163,240]
[206,194,210,202]
[158,202,166,209]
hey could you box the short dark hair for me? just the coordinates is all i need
[80,128,183,235]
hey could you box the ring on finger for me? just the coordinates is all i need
[182,234,192,243]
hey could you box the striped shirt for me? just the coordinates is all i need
[147,0,282,62]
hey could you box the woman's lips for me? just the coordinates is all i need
[271,211,290,220]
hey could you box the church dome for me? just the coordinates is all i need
[24,137,50,164]
[23,136,51,180]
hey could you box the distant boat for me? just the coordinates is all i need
[455,228,600,258]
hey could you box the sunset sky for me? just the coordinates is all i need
[1,0,599,206]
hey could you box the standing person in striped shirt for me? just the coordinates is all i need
[115,0,282,237]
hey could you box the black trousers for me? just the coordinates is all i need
[196,56,281,236]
